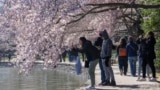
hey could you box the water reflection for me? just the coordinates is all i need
[0,67,85,90]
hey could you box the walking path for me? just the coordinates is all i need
[76,64,160,90]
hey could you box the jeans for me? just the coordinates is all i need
[128,56,137,76]
[118,57,128,75]
[88,59,99,86]
[99,59,106,83]
[138,57,150,78]
[102,58,115,82]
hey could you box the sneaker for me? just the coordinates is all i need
[133,75,137,77]
[110,80,116,86]
[98,82,103,86]
[124,72,127,76]
[150,78,156,82]
[148,77,151,81]
[102,80,110,86]
[137,77,140,81]
[120,70,123,76]
[86,86,95,90]
[139,78,146,81]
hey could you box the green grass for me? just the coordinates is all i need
[157,72,160,80]
[0,57,10,61]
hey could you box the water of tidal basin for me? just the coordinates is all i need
[0,67,85,90]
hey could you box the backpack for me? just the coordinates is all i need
[119,47,127,56]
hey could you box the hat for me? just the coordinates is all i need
[99,29,106,36]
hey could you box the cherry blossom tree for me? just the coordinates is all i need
[0,0,160,74]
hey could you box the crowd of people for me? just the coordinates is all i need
[60,30,157,90]
[116,31,157,81]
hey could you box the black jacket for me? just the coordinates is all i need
[81,40,100,62]
[137,38,147,58]
[137,37,156,59]
[146,37,156,59]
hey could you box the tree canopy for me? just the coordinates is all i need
[0,0,160,73]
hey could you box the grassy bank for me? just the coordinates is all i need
[157,72,160,81]
[157,72,160,77]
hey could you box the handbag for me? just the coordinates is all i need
[105,57,110,67]
[84,60,89,68]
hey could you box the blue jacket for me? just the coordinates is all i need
[126,42,138,57]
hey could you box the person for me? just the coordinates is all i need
[71,44,82,75]
[100,30,116,86]
[60,47,67,62]
[136,35,150,81]
[117,38,128,76]
[70,44,79,61]
[68,45,77,62]
[126,36,138,77]
[79,37,99,89]
[140,31,156,81]
[8,53,12,62]
[94,35,106,85]
[68,50,73,62]
[0,54,2,62]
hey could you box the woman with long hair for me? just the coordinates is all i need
[140,31,156,81]
[117,38,128,75]
[79,37,99,89]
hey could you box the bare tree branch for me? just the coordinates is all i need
[70,3,160,20]
[67,2,160,26]
[66,6,99,25]
[117,13,137,21]
[64,29,95,34]
[87,3,160,9]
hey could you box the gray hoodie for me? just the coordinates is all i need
[100,30,112,59]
